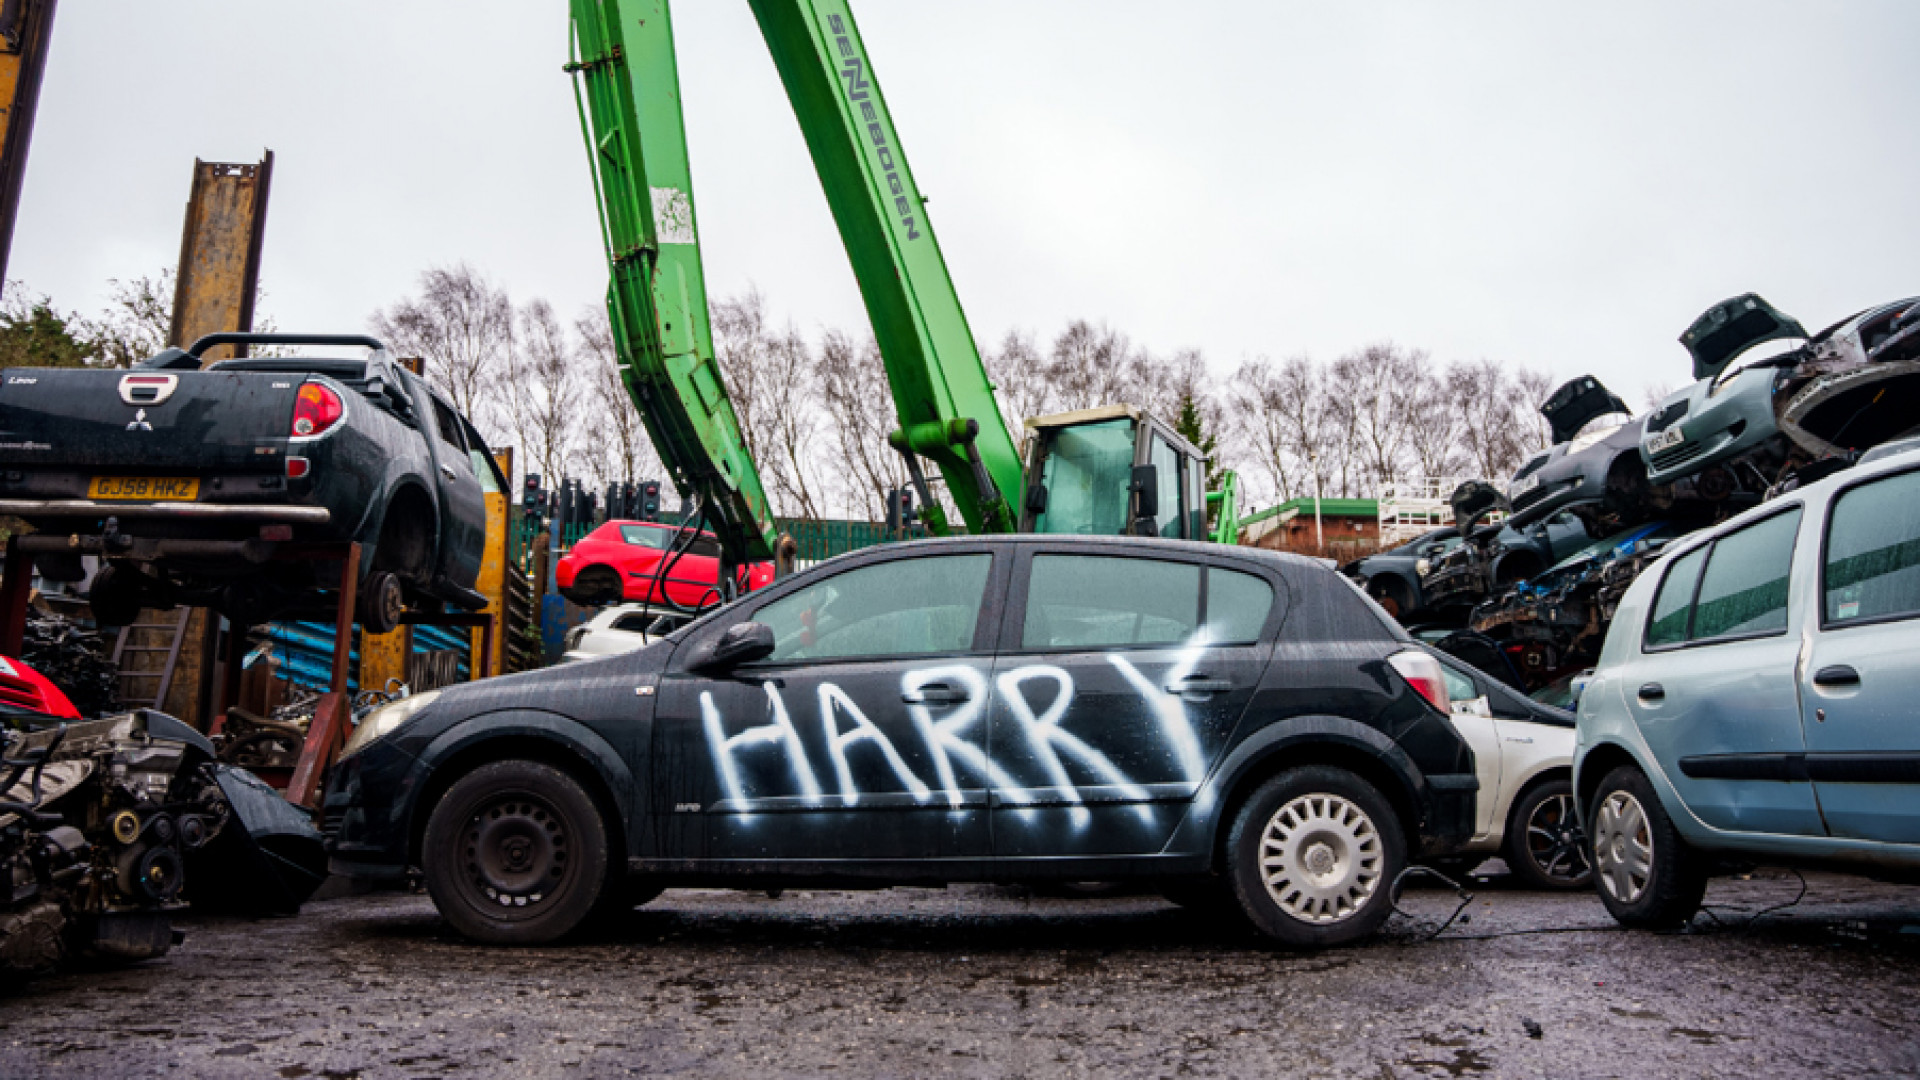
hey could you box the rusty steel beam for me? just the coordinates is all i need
[168,151,274,365]
[0,0,56,295]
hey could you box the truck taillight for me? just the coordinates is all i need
[1387,649,1450,714]
[286,456,310,478]
[291,383,343,437]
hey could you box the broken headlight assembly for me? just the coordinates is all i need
[339,690,441,761]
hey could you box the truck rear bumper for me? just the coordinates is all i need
[0,498,330,523]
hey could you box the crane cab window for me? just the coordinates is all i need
[1032,419,1134,537]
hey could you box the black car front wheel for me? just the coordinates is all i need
[423,760,611,944]
[1588,765,1705,929]
[1226,766,1405,948]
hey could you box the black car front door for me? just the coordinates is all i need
[651,549,1003,864]
[988,551,1279,858]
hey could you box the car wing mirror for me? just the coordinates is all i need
[696,621,775,672]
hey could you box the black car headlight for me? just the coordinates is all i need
[339,690,442,760]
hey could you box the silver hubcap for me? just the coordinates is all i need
[1260,793,1383,924]
[1593,790,1653,904]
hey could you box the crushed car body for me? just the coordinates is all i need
[0,690,324,982]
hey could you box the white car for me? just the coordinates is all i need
[1431,653,1591,889]
[560,603,687,663]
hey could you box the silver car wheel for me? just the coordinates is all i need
[1260,793,1383,924]
[1593,789,1653,904]
[1524,792,1593,885]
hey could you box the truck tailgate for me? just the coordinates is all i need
[0,369,293,472]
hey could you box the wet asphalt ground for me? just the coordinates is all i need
[0,867,1915,1079]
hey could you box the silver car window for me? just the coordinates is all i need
[1691,510,1800,641]
[1825,469,1920,626]
[1646,547,1707,649]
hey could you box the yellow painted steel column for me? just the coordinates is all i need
[0,0,56,290]
[471,490,508,680]
[359,625,410,691]
[169,153,274,365]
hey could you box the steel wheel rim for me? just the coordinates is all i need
[1524,792,1593,885]
[461,795,573,915]
[1259,793,1383,924]
[1593,790,1652,904]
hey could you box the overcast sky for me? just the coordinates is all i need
[10,1,1917,404]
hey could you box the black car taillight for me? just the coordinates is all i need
[1387,649,1449,713]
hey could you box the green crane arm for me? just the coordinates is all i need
[746,1,1021,535]
[567,0,778,566]
[1207,470,1240,545]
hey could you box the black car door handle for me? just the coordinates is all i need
[904,683,970,705]
[1813,665,1861,687]
[439,464,458,480]
[1638,683,1665,702]
[1166,676,1234,695]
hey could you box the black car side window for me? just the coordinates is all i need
[430,398,466,452]
[1023,555,1198,649]
[755,554,992,663]
[1824,469,1920,627]
[1203,567,1274,644]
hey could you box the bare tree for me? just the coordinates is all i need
[495,299,585,489]
[84,271,173,368]
[984,329,1053,456]
[1331,343,1423,496]
[1402,366,1465,481]
[711,290,826,519]
[1224,356,1297,504]
[576,305,665,492]
[1045,321,1142,411]
[816,329,907,519]
[1512,367,1557,453]
[370,263,514,424]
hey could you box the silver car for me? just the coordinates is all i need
[1574,441,1920,928]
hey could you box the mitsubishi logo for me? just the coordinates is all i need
[126,409,152,432]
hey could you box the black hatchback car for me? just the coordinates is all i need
[325,537,1479,948]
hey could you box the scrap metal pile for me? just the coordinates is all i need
[1349,292,1920,690]
[0,707,326,982]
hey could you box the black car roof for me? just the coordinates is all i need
[838,533,1330,570]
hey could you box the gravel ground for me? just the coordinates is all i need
[0,868,1915,1079]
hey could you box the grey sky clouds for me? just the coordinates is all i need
[11,1,1917,403]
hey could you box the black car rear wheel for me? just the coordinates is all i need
[423,760,611,944]
[1226,766,1405,948]
[358,571,406,635]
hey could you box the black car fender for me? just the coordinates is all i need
[1161,713,1436,860]
[404,708,639,862]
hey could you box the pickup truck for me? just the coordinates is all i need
[0,333,505,633]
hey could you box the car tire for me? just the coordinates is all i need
[1503,778,1592,890]
[564,566,623,607]
[87,564,147,628]
[358,571,406,635]
[423,760,612,944]
[1587,765,1706,929]
[1226,766,1405,948]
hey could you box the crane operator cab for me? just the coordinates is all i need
[1018,405,1210,539]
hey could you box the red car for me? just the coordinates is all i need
[0,655,82,721]
[556,521,775,609]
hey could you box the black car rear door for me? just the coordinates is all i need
[651,548,1005,864]
[987,550,1279,858]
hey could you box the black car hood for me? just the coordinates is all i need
[1540,376,1632,446]
[1681,293,1808,382]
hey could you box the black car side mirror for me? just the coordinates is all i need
[698,621,775,672]
[1130,464,1159,520]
